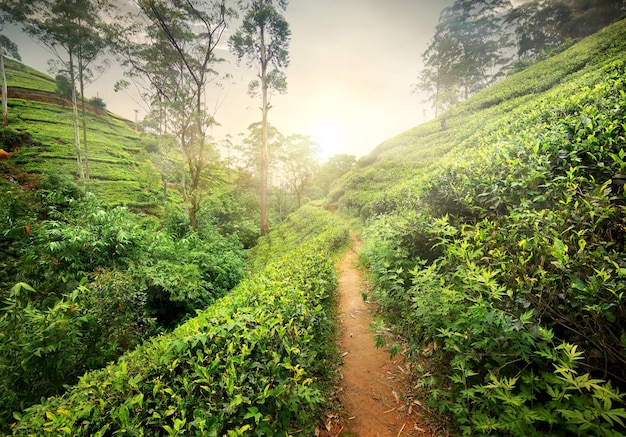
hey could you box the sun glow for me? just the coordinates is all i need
[309,118,346,160]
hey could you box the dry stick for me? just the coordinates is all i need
[397,423,406,437]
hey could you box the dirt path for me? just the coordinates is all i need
[331,234,434,437]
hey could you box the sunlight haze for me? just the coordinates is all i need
[3,0,453,160]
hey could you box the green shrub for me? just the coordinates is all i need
[0,283,90,430]
[134,231,246,327]
[10,206,349,436]
[16,193,145,292]
[54,74,72,101]
[80,269,156,367]
[356,28,626,435]
[89,96,106,112]
[366,218,626,435]
[198,191,260,249]
[0,178,248,429]
[11,186,245,319]
[0,128,25,152]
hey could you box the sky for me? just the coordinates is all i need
[3,0,454,161]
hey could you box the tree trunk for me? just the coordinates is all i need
[260,94,269,236]
[162,172,168,201]
[1,54,7,128]
[69,53,84,179]
[180,118,187,202]
[180,142,187,201]
[159,100,168,202]
[79,65,90,180]
[435,63,441,118]
[189,193,199,230]
[259,24,270,236]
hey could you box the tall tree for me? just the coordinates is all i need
[229,0,291,236]
[417,0,513,116]
[114,0,233,229]
[277,134,319,209]
[0,18,21,128]
[0,0,113,179]
[73,2,110,180]
[506,0,573,63]
[416,25,463,118]
[507,0,626,66]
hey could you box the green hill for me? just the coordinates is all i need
[2,58,162,210]
[335,18,626,217]
[4,16,626,437]
[334,18,626,435]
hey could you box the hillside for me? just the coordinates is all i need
[1,58,163,210]
[4,15,626,437]
[335,18,626,217]
[9,206,349,436]
[334,18,626,435]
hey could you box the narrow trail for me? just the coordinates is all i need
[330,233,434,437]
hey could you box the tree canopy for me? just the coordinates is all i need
[112,0,234,229]
[417,0,626,115]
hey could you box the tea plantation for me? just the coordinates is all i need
[3,14,626,437]
[335,18,626,436]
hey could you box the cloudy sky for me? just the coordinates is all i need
[4,1,453,160]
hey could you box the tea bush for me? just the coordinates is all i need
[356,21,626,436]
[0,283,90,428]
[3,180,245,317]
[10,206,349,436]
[0,176,247,430]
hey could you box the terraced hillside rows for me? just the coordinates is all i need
[2,58,163,210]
[334,19,626,436]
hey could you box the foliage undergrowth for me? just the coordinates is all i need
[352,20,626,436]
[8,206,349,436]
[0,175,247,431]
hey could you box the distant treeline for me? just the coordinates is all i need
[417,0,626,115]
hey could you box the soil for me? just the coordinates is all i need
[324,233,435,437]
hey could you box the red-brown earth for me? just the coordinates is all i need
[318,233,438,437]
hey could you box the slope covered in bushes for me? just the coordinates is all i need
[0,177,247,431]
[335,19,626,435]
[335,19,626,218]
[10,206,348,436]
[2,58,162,210]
